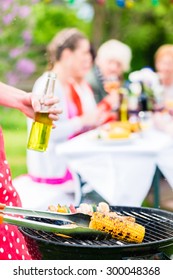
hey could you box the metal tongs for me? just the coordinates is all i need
[0,203,109,239]
[0,203,91,226]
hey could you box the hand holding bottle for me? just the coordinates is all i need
[0,81,61,124]
[27,72,58,152]
[30,94,61,127]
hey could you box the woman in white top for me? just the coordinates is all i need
[14,28,113,209]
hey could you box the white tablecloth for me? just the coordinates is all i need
[157,147,173,188]
[56,128,173,207]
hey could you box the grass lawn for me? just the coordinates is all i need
[0,107,28,179]
[3,130,28,178]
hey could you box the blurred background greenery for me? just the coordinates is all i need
[1,0,173,179]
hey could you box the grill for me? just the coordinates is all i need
[20,206,173,260]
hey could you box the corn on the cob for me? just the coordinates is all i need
[107,212,136,222]
[89,212,145,243]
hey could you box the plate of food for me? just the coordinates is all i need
[90,121,140,145]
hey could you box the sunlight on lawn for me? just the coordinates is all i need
[3,130,28,179]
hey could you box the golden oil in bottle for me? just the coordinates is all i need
[119,91,128,122]
[27,112,53,152]
[120,99,128,121]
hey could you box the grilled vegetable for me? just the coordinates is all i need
[107,212,136,222]
[48,202,136,223]
[89,212,145,243]
[57,204,70,213]
[48,204,70,213]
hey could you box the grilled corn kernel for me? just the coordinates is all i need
[89,212,145,243]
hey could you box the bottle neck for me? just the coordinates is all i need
[44,74,56,98]
[41,73,56,112]
[139,82,148,111]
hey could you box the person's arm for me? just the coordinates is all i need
[0,81,61,121]
[0,82,28,108]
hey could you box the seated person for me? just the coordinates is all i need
[154,44,173,112]
[86,39,132,104]
[149,45,173,197]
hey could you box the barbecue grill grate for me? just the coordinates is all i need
[20,206,173,259]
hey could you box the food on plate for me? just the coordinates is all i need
[89,212,145,243]
[98,120,141,140]
[107,126,131,139]
[108,121,131,131]
[128,118,141,133]
[102,120,141,136]
[48,202,145,243]
[98,125,131,140]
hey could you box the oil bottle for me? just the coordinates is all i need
[119,88,128,122]
[138,81,148,112]
[27,72,56,152]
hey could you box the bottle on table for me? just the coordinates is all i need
[27,72,57,152]
[138,81,148,112]
[118,88,129,122]
[128,82,141,132]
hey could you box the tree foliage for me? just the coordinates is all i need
[0,0,90,86]
[1,0,173,86]
[90,0,173,71]
[32,2,91,45]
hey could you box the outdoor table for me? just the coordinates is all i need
[56,127,173,207]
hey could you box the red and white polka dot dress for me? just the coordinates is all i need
[0,128,41,260]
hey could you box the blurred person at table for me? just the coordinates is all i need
[128,45,173,115]
[150,45,173,201]
[150,45,173,133]
[13,28,113,210]
[0,81,61,260]
[154,44,173,112]
[86,39,132,105]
